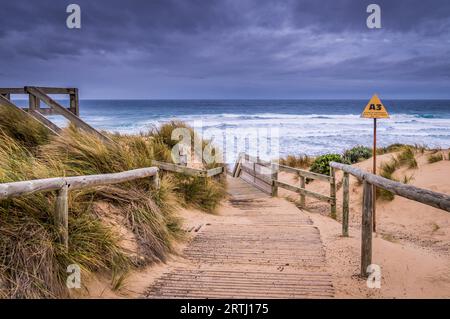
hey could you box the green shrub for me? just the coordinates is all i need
[310,154,343,176]
[343,146,372,164]
[428,153,444,163]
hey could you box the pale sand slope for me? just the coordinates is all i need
[278,150,450,298]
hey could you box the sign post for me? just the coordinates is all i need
[361,94,389,232]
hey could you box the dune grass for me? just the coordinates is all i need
[279,155,313,169]
[377,146,419,201]
[428,152,444,164]
[0,109,226,298]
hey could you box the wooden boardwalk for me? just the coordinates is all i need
[146,176,334,298]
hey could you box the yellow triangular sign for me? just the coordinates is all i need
[361,94,389,119]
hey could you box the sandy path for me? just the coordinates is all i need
[145,176,334,298]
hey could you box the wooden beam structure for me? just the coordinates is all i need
[25,86,112,143]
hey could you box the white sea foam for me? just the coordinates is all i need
[52,111,450,164]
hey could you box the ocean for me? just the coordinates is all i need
[16,99,450,163]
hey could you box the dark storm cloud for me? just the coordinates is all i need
[0,0,449,98]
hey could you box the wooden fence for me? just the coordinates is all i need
[330,161,450,277]
[0,167,160,250]
[232,153,336,216]
[0,161,225,251]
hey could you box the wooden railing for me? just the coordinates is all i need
[330,161,450,276]
[152,160,225,178]
[0,86,112,143]
[0,167,160,250]
[233,153,336,215]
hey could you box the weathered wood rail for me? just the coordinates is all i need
[233,153,336,216]
[0,167,160,249]
[0,86,111,143]
[152,160,225,178]
[330,161,450,277]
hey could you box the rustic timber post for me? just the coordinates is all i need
[330,166,337,219]
[361,180,373,277]
[55,184,69,250]
[69,88,80,116]
[342,172,350,237]
[271,163,278,197]
[152,170,160,189]
[28,93,40,112]
[299,173,306,208]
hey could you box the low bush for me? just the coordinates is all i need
[310,154,343,176]
[343,146,372,164]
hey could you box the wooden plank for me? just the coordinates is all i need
[206,167,224,177]
[0,167,159,199]
[65,167,159,190]
[0,87,76,94]
[330,162,450,213]
[361,180,373,277]
[28,93,40,111]
[277,164,332,182]
[330,167,337,219]
[29,108,59,116]
[55,184,69,250]
[0,95,60,136]
[240,172,273,195]
[37,87,76,94]
[239,165,273,185]
[275,180,332,203]
[232,154,243,177]
[24,107,63,116]
[28,110,62,134]
[25,87,113,144]
[152,160,206,177]
[271,163,278,197]
[342,172,349,237]
[0,88,26,94]
[69,88,79,116]
[299,175,306,208]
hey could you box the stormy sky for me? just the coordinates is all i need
[1,0,450,99]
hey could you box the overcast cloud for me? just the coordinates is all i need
[0,0,449,98]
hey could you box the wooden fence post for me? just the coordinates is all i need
[69,88,79,116]
[342,172,349,237]
[271,163,278,197]
[361,180,373,277]
[55,184,69,250]
[28,93,40,112]
[299,174,306,208]
[330,166,337,219]
[152,171,160,189]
